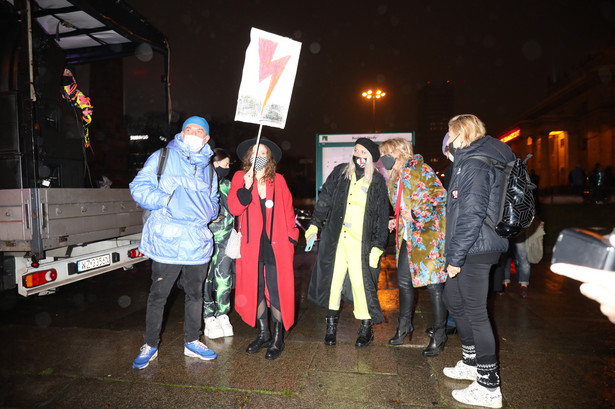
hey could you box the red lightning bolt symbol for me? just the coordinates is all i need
[258,38,291,114]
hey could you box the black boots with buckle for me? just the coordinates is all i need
[265,321,285,360]
[324,315,339,346]
[246,316,272,354]
[355,319,374,347]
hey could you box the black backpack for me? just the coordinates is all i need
[466,154,536,238]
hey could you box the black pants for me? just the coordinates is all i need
[443,262,500,388]
[145,261,207,347]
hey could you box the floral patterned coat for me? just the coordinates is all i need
[388,155,447,287]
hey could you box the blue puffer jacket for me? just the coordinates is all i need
[130,133,219,265]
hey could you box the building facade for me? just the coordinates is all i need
[500,48,615,190]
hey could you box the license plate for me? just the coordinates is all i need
[77,254,111,273]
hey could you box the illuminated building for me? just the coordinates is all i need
[500,47,615,189]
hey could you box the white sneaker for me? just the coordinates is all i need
[204,316,224,339]
[217,314,234,337]
[443,360,478,381]
[452,381,502,408]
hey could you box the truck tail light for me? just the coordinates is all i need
[128,248,144,258]
[23,269,57,288]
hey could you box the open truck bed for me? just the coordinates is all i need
[0,0,170,295]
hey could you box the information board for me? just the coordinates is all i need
[315,132,414,197]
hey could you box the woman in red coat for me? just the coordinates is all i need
[228,136,299,360]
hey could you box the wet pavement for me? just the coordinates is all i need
[1,244,614,409]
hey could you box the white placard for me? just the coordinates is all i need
[235,28,302,129]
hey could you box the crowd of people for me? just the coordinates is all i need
[128,113,608,409]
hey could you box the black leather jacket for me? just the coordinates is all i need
[444,136,515,267]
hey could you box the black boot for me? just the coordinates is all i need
[422,283,447,357]
[425,326,457,337]
[355,319,374,347]
[422,336,446,357]
[246,316,272,354]
[391,271,415,345]
[265,321,285,360]
[324,312,339,346]
[389,317,413,345]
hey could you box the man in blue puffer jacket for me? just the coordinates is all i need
[129,116,220,369]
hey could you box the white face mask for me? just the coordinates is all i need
[447,152,455,162]
[183,133,205,152]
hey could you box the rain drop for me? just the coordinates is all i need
[118,295,132,308]
[310,42,321,54]
[135,43,153,62]
[522,40,542,61]
[73,293,85,306]
[35,311,52,328]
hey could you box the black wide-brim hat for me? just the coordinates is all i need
[236,136,282,162]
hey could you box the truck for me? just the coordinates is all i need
[0,0,170,296]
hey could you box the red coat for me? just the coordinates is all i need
[228,171,299,330]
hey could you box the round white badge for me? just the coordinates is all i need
[265,199,274,208]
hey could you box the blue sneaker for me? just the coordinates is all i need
[184,340,217,360]
[133,344,158,370]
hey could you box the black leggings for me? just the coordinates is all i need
[443,262,500,387]
[257,262,282,322]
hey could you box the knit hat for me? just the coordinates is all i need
[355,137,380,162]
[442,132,450,156]
[182,116,209,135]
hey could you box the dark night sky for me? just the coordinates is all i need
[122,0,615,158]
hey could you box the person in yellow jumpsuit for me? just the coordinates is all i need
[306,138,389,347]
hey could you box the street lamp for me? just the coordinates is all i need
[361,89,386,132]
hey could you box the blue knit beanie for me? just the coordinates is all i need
[182,116,209,134]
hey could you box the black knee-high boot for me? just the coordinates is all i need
[265,321,285,360]
[246,310,272,354]
[423,283,447,357]
[325,309,339,346]
[389,285,414,345]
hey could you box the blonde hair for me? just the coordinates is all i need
[379,138,414,181]
[242,144,277,183]
[448,114,487,149]
[343,151,375,184]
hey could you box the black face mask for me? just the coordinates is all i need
[448,145,457,158]
[353,155,367,169]
[215,166,230,179]
[448,134,460,158]
[380,154,396,170]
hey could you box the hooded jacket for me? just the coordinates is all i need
[444,135,515,267]
[130,133,219,265]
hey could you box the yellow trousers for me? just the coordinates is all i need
[328,229,371,320]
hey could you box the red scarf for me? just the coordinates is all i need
[395,177,403,252]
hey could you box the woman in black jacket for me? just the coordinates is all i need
[306,138,389,348]
[442,114,514,409]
